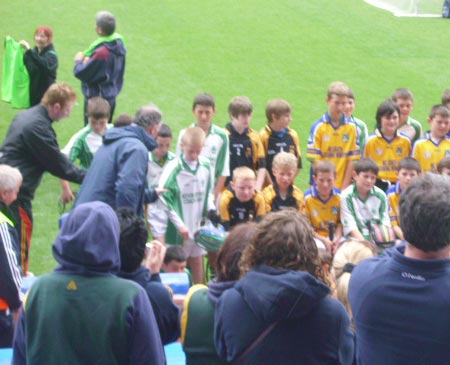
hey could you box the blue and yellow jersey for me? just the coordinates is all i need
[364,129,412,183]
[260,125,302,180]
[412,133,450,173]
[307,113,360,189]
[386,182,401,227]
[304,186,341,237]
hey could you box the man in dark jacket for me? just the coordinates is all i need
[117,207,180,345]
[74,10,126,125]
[12,201,165,365]
[75,104,161,216]
[0,83,85,274]
[349,173,450,365]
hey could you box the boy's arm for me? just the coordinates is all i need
[341,160,354,190]
[213,131,230,197]
[214,176,227,199]
[60,179,75,204]
[255,167,266,192]
[340,192,364,240]
[393,226,404,240]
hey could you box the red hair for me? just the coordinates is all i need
[34,26,53,43]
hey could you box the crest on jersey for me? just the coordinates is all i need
[446,150,450,157]
[342,134,349,142]
[332,206,339,215]
[376,148,383,156]
[396,147,403,155]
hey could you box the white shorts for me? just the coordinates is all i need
[147,200,169,238]
[181,238,205,258]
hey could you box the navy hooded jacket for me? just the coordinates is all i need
[75,125,158,215]
[12,201,165,365]
[73,39,126,103]
[214,265,354,365]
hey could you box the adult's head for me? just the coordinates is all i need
[134,104,163,138]
[96,11,116,36]
[400,173,450,253]
[53,201,121,274]
[216,222,256,282]
[240,209,318,276]
[116,207,148,273]
[0,164,22,206]
[41,83,77,121]
[34,26,53,51]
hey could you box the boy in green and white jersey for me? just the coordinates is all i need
[60,96,110,203]
[176,93,230,200]
[147,124,176,243]
[340,157,390,241]
[159,127,215,284]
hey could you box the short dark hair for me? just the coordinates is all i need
[228,96,253,118]
[157,124,172,138]
[441,88,450,105]
[397,157,421,173]
[96,11,116,36]
[116,207,148,272]
[163,245,186,265]
[391,88,414,102]
[400,173,450,252]
[87,96,110,120]
[437,156,450,173]
[192,93,215,110]
[113,113,133,127]
[313,160,336,176]
[375,100,400,130]
[354,158,379,176]
[429,104,450,119]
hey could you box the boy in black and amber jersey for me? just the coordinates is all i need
[262,152,305,213]
[225,96,266,190]
[219,166,265,231]
[260,99,302,186]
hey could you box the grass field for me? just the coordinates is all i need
[0,0,448,275]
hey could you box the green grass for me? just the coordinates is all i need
[0,0,447,275]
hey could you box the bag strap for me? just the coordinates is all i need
[232,321,279,365]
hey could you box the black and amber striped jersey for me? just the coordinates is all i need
[219,186,266,231]
[225,123,266,183]
[262,183,305,213]
[260,125,302,180]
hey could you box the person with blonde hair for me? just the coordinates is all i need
[332,240,375,330]
[215,209,354,365]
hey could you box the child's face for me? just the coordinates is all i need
[182,142,203,162]
[344,98,355,118]
[89,117,108,135]
[327,95,347,122]
[232,113,252,129]
[395,98,413,122]
[380,112,400,137]
[193,104,215,128]
[231,178,255,203]
[313,171,336,197]
[163,260,187,273]
[429,114,450,139]
[396,168,419,190]
[352,170,377,197]
[441,167,450,177]
[272,112,291,130]
[273,166,296,191]
[154,136,172,160]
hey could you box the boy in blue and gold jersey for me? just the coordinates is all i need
[386,157,421,241]
[307,81,360,190]
[304,160,342,253]
[413,104,450,174]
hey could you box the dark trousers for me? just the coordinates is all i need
[0,310,13,348]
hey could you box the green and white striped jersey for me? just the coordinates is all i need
[340,183,390,240]
[158,156,215,245]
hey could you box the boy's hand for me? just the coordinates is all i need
[179,226,190,240]
[207,210,221,226]
[144,240,166,274]
[74,52,84,61]
[155,188,168,195]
